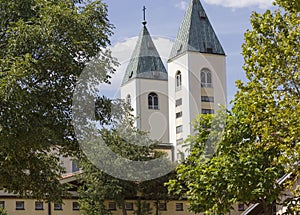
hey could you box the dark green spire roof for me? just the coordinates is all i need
[122,26,167,85]
[169,0,225,61]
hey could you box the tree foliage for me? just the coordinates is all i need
[77,99,173,215]
[133,200,153,215]
[0,0,116,201]
[0,207,8,215]
[138,172,176,215]
[167,0,299,214]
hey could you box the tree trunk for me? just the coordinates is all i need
[155,200,159,215]
[136,199,141,215]
[263,203,273,215]
[121,200,127,215]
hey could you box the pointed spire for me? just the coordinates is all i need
[169,0,225,60]
[122,18,167,85]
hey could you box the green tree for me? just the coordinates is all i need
[0,0,116,201]
[167,0,299,214]
[78,159,137,215]
[77,99,173,215]
[237,0,300,212]
[79,162,173,215]
[138,173,176,215]
[240,0,299,170]
[133,200,152,215]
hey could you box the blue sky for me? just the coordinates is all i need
[101,0,275,105]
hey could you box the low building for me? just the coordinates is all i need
[1,172,298,215]
[0,172,234,215]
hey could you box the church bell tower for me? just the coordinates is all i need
[120,7,170,144]
[167,0,227,160]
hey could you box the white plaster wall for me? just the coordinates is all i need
[121,78,169,143]
[195,53,226,107]
[168,52,226,161]
[121,80,138,127]
[136,78,169,143]
[168,54,190,159]
[188,52,227,121]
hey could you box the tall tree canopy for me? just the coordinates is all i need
[167,0,299,214]
[0,0,116,201]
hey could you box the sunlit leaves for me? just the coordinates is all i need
[167,1,299,214]
[0,0,116,201]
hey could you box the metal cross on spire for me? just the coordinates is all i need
[142,6,147,26]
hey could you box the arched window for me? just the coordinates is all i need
[176,71,182,91]
[201,69,212,88]
[148,92,159,109]
[126,94,131,105]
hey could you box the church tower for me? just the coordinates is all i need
[167,0,227,159]
[121,7,169,144]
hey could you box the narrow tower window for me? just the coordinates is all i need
[176,125,183,134]
[176,111,182,118]
[201,96,214,102]
[201,69,213,88]
[175,98,182,107]
[126,94,131,105]
[202,109,214,114]
[176,71,182,91]
[148,92,159,109]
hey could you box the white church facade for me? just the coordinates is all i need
[120,0,227,161]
